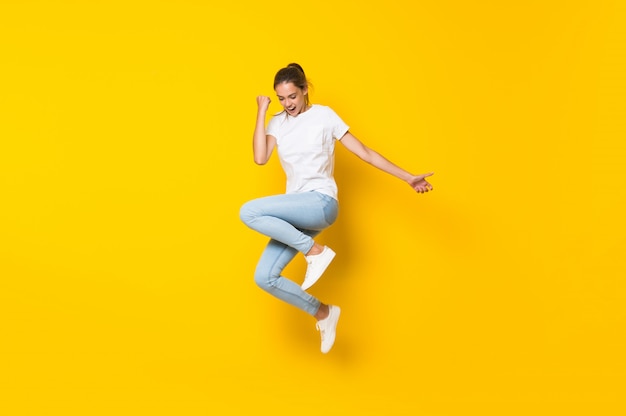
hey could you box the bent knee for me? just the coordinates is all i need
[239,201,258,224]
[254,271,278,292]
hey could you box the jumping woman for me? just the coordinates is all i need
[240,63,433,353]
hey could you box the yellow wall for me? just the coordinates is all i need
[1,1,624,415]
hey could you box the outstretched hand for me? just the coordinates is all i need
[408,172,434,193]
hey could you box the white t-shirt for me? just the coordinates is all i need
[266,104,349,200]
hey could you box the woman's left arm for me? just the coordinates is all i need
[340,132,434,193]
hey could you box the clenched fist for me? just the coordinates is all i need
[257,96,271,112]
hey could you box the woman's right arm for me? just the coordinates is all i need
[253,96,276,165]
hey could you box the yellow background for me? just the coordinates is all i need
[1,1,624,415]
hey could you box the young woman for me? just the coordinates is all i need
[240,63,433,353]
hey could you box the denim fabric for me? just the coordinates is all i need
[240,192,338,315]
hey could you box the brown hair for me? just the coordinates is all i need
[273,63,311,106]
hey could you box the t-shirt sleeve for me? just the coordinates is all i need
[266,115,280,140]
[328,108,350,140]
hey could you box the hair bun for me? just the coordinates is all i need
[287,63,305,76]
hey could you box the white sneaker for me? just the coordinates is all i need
[316,305,341,353]
[301,246,336,290]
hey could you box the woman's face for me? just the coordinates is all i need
[275,82,308,116]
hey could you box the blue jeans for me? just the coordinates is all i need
[239,191,339,315]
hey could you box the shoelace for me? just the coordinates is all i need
[316,322,326,339]
[317,311,332,336]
